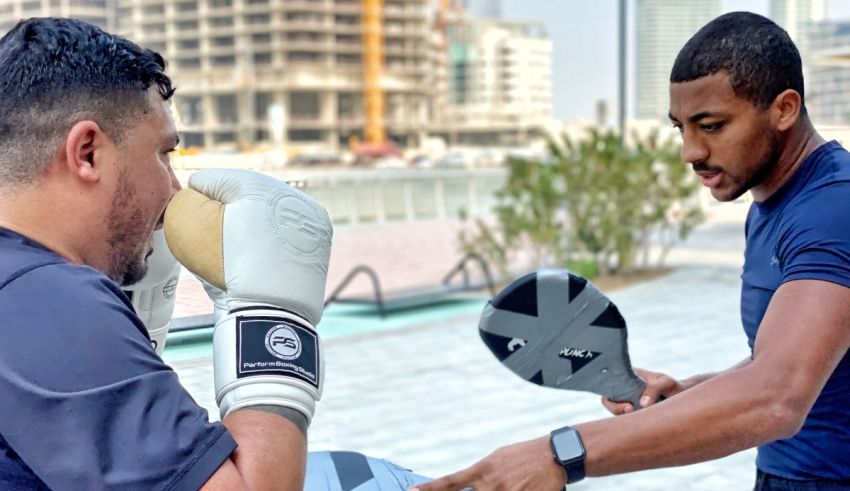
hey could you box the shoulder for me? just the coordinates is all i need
[0,261,154,391]
[1,259,133,321]
[783,177,850,230]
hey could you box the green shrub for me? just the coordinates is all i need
[459,128,704,278]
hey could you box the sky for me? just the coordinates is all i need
[501,0,850,122]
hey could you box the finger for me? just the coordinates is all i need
[188,168,295,204]
[411,467,478,491]
[601,396,634,415]
[639,381,670,407]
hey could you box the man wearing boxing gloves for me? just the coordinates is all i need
[0,17,332,490]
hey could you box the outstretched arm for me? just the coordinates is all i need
[415,279,850,490]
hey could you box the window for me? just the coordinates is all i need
[254,92,273,120]
[209,17,233,28]
[211,36,234,47]
[286,52,321,63]
[289,92,320,120]
[286,12,323,23]
[335,54,359,65]
[215,95,238,124]
[253,52,272,65]
[176,20,199,30]
[178,39,199,50]
[143,5,165,15]
[286,32,322,42]
[211,55,235,66]
[176,57,201,69]
[335,35,359,45]
[182,132,205,148]
[176,1,197,12]
[72,0,107,8]
[178,97,204,125]
[215,132,236,144]
[146,42,167,53]
[334,15,358,25]
[143,23,166,34]
[252,32,272,44]
[22,1,41,13]
[245,14,270,25]
[287,129,322,142]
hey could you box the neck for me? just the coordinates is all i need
[750,118,825,202]
[0,181,100,265]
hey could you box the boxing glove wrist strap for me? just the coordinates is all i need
[214,308,322,425]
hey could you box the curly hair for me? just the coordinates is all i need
[671,11,805,113]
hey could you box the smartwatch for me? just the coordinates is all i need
[550,425,587,484]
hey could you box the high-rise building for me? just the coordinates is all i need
[113,0,437,150]
[443,19,551,145]
[1,0,439,151]
[462,0,499,19]
[634,0,720,121]
[770,0,826,62]
[807,20,850,125]
[0,0,551,150]
[0,0,112,33]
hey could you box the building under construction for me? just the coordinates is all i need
[116,0,437,151]
[0,0,553,152]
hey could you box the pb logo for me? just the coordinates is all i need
[265,325,302,360]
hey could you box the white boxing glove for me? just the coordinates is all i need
[164,169,333,427]
[123,229,181,356]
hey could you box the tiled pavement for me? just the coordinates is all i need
[168,202,766,490]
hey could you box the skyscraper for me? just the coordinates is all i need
[115,0,438,150]
[447,19,551,126]
[634,0,721,121]
[770,0,826,62]
[807,20,850,125]
[462,0,500,20]
[0,0,112,33]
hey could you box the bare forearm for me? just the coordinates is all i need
[222,409,307,491]
[578,359,789,476]
[678,356,753,392]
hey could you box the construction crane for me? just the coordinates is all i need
[361,0,385,144]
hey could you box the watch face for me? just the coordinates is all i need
[551,429,585,462]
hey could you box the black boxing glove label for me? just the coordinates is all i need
[235,316,320,390]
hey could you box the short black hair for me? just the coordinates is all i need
[670,11,805,111]
[0,17,175,184]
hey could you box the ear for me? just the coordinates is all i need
[771,89,802,132]
[63,120,113,183]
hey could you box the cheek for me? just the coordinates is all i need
[719,127,767,174]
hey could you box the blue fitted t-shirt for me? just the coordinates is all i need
[742,140,850,480]
[0,228,236,490]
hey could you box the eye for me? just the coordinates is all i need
[700,122,724,132]
[671,123,683,134]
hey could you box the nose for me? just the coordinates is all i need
[680,130,709,164]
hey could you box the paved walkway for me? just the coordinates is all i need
[168,201,765,490]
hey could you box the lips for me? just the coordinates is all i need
[696,170,723,188]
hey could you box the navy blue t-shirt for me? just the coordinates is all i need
[742,140,850,480]
[0,228,236,490]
